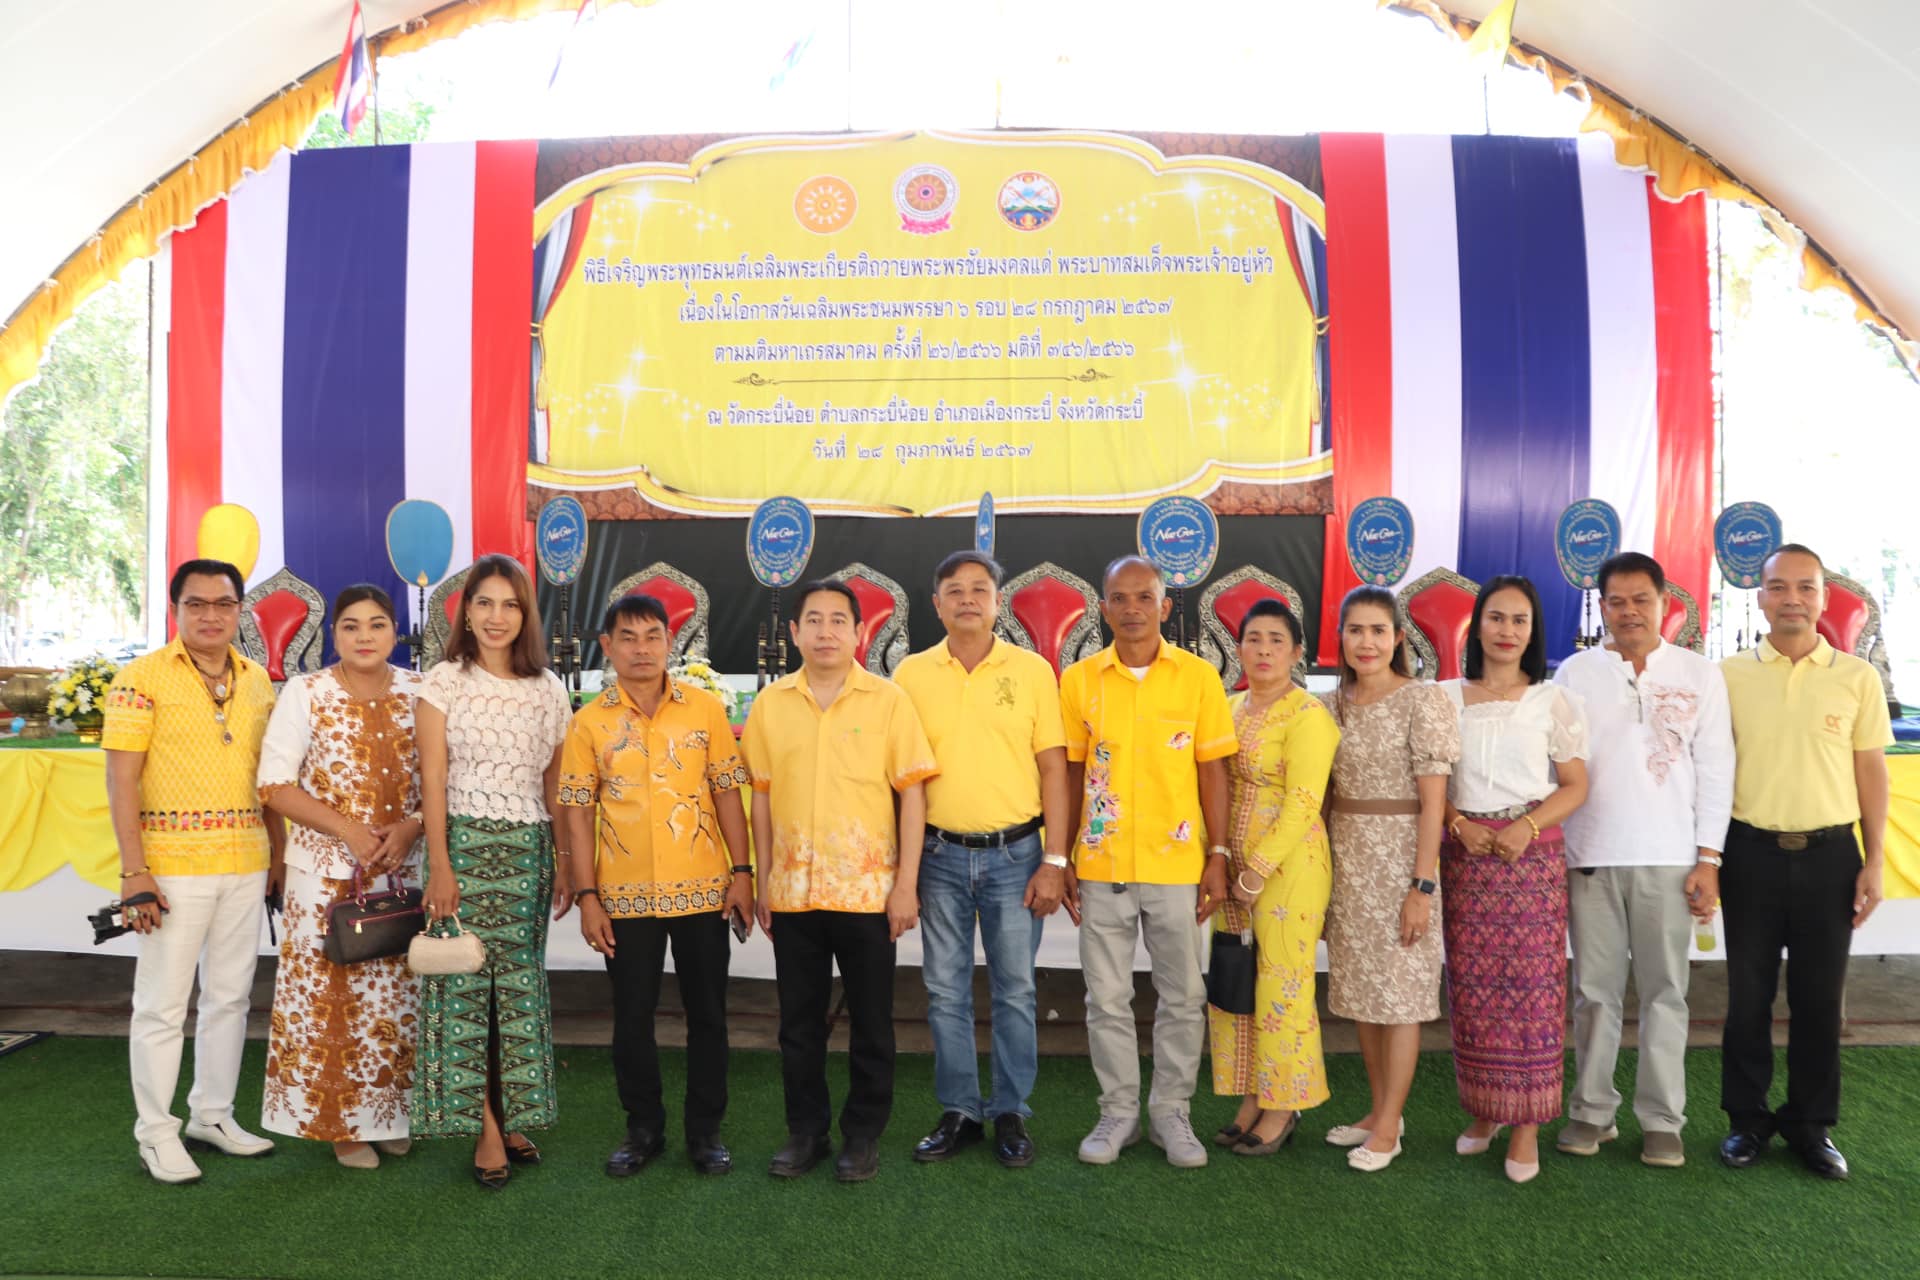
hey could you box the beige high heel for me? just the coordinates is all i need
[334,1142,379,1169]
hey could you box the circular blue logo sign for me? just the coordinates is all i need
[1346,497,1414,587]
[1554,499,1623,590]
[1714,501,1783,590]
[1136,497,1219,588]
[975,492,995,556]
[535,495,589,587]
[746,497,815,589]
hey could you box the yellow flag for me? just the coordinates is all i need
[1464,0,1518,73]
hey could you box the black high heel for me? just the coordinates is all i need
[473,1162,511,1189]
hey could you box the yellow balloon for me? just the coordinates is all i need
[197,504,261,581]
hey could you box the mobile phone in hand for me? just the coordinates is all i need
[727,908,749,943]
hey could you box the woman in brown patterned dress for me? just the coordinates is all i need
[258,584,425,1168]
[1322,586,1460,1172]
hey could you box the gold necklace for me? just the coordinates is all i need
[195,654,235,745]
[335,664,391,704]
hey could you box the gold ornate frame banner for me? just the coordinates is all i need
[527,130,1330,520]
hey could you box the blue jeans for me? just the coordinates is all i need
[918,830,1045,1121]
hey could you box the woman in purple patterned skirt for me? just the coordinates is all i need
[1439,575,1589,1184]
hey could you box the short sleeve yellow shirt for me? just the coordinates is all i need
[101,638,276,876]
[1059,641,1237,885]
[557,676,750,918]
[892,637,1066,834]
[741,663,939,913]
[1722,636,1894,831]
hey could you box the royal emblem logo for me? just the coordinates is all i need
[997,171,1059,231]
[894,165,958,235]
[794,175,856,235]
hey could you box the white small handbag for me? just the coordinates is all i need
[407,913,486,976]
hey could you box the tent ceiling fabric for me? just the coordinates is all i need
[1,0,1915,362]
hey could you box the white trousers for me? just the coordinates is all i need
[129,871,266,1146]
[1078,881,1207,1120]
[1567,863,1694,1134]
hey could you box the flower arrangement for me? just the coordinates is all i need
[669,658,739,720]
[48,654,121,737]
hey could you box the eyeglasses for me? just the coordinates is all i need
[181,598,242,616]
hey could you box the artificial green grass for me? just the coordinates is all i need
[4,1038,1918,1280]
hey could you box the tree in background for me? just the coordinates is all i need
[0,276,148,661]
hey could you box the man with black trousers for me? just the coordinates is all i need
[1717,544,1891,1180]
[561,593,755,1176]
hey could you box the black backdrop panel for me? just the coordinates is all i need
[540,514,1326,673]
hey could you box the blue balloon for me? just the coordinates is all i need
[386,500,456,588]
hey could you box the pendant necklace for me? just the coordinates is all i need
[196,654,235,745]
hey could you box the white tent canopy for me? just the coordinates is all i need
[2,0,1916,348]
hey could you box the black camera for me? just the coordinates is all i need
[88,892,163,945]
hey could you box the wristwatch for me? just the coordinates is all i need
[730,864,754,876]
[1409,877,1438,896]
[1696,853,1723,868]
[1041,853,1071,870]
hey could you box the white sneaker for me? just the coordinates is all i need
[183,1117,275,1158]
[1077,1113,1142,1165]
[1148,1112,1209,1169]
[138,1137,203,1184]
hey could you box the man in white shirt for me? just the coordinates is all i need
[1552,552,1733,1169]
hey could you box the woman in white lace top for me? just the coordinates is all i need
[413,554,574,1189]
[1438,575,1589,1186]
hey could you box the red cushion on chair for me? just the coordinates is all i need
[624,576,699,642]
[1659,593,1690,645]
[250,591,310,683]
[1211,580,1292,690]
[1011,576,1092,676]
[1406,580,1476,682]
[442,591,462,630]
[841,576,897,669]
[1818,583,1872,655]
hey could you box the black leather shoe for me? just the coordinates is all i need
[605,1131,666,1178]
[834,1136,880,1182]
[1793,1136,1850,1181]
[768,1132,831,1178]
[913,1111,984,1163]
[993,1114,1035,1168]
[687,1135,733,1176]
[1718,1131,1768,1169]
[504,1135,542,1166]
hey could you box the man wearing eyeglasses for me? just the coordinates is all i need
[104,559,283,1184]
[1551,552,1733,1171]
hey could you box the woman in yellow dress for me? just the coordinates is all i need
[1208,598,1340,1155]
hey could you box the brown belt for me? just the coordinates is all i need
[1329,797,1422,816]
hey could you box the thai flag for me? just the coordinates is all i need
[158,142,538,634]
[1317,132,1714,660]
[332,1,372,138]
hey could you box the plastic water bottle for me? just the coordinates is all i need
[1694,914,1717,953]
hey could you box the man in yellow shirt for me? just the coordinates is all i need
[1060,555,1236,1169]
[103,559,282,1184]
[560,594,753,1178]
[1718,544,1892,1181]
[894,551,1071,1169]
[743,579,938,1182]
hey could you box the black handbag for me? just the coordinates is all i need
[323,867,424,965]
[1206,929,1256,1016]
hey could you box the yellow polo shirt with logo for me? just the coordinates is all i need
[893,637,1066,834]
[1721,636,1893,832]
[1059,641,1237,885]
[742,663,939,913]
[557,676,750,918]
[101,638,275,876]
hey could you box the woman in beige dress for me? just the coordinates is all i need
[1322,585,1460,1172]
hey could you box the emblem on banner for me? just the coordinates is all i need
[746,497,815,589]
[894,165,958,235]
[1713,501,1783,589]
[1346,497,1414,587]
[998,171,1060,231]
[535,496,589,587]
[1553,499,1623,590]
[794,175,856,234]
[975,492,995,556]
[1136,496,1220,589]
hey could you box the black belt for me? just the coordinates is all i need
[928,815,1044,849]
[1728,818,1852,852]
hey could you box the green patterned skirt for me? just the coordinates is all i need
[413,816,558,1137]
